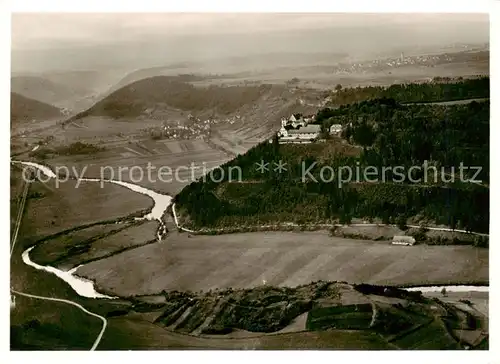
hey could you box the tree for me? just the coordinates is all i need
[335,84,343,92]
[396,215,408,231]
[412,226,428,243]
[441,287,447,297]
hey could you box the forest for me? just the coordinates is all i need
[328,76,489,105]
[175,80,489,234]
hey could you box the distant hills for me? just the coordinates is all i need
[11,69,130,112]
[108,72,206,95]
[10,92,62,123]
[11,76,91,107]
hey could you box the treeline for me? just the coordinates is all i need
[30,141,105,159]
[175,98,489,233]
[328,77,489,105]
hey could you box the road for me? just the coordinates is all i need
[10,290,107,351]
[172,203,488,237]
[10,166,108,351]
[10,172,30,256]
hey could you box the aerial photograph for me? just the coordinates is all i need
[9,12,489,350]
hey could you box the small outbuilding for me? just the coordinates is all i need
[392,236,416,246]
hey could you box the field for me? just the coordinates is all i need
[20,116,233,195]
[99,317,392,350]
[76,231,488,297]
[10,47,490,350]
[19,175,152,242]
[29,221,158,270]
[194,62,488,90]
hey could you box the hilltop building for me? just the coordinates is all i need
[278,113,321,143]
[278,123,321,144]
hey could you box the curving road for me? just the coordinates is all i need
[10,165,108,351]
[10,290,107,351]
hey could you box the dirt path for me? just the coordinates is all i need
[10,172,30,256]
[10,289,107,350]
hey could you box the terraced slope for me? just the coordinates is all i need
[126,281,481,350]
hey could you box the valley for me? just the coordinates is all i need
[9,41,489,351]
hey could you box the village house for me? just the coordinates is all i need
[329,124,343,135]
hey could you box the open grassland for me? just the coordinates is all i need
[19,176,151,242]
[77,231,488,297]
[10,294,103,350]
[30,221,158,270]
[10,166,27,239]
[392,319,460,349]
[10,170,139,350]
[29,224,128,264]
[99,317,392,350]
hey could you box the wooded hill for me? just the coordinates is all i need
[328,76,489,105]
[175,80,489,234]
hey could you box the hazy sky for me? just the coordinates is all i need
[11,13,489,72]
[12,13,489,48]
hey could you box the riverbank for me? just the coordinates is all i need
[172,204,488,247]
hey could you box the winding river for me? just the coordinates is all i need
[12,160,488,300]
[13,160,173,299]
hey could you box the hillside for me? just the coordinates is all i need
[175,79,489,234]
[10,92,63,124]
[72,76,290,120]
[11,279,486,350]
[11,76,91,107]
[107,70,206,95]
[120,281,483,349]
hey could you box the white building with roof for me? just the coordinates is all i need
[279,124,321,143]
[392,236,416,246]
[330,124,343,135]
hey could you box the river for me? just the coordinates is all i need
[12,160,489,299]
[13,160,173,299]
